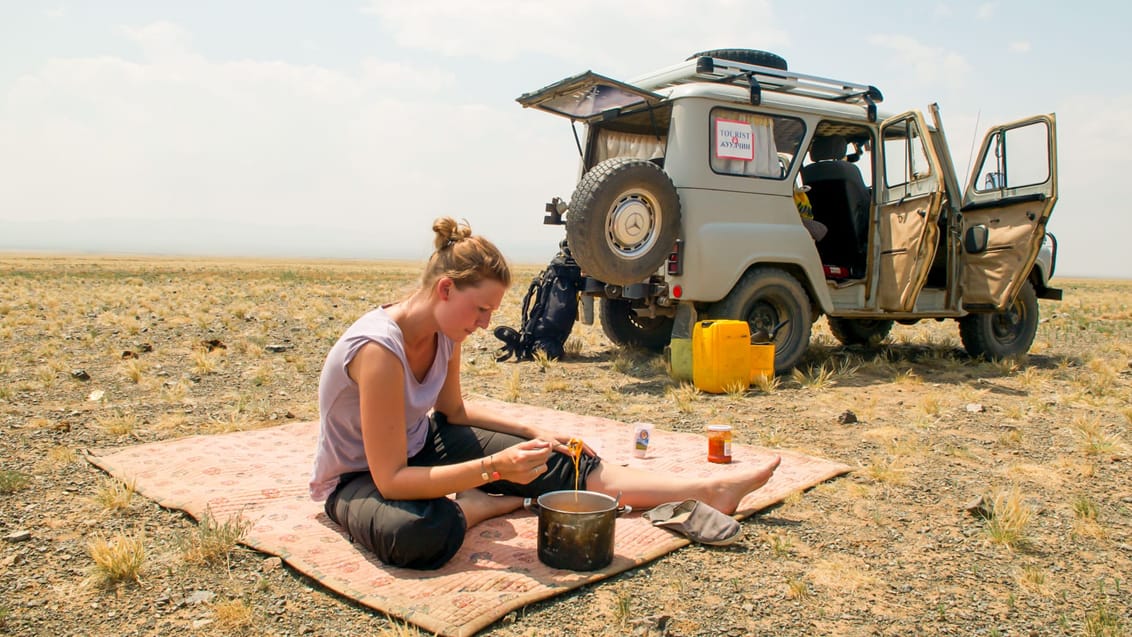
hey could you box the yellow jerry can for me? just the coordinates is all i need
[692,320,751,394]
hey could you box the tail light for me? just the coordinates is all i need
[666,239,684,276]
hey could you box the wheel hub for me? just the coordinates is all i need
[991,304,1024,341]
[606,192,657,259]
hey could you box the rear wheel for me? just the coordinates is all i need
[600,298,673,353]
[959,281,1039,359]
[708,267,812,373]
[828,318,894,347]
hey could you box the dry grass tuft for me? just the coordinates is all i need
[192,348,222,375]
[1015,565,1047,594]
[1069,415,1126,457]
[213,599,256,633]
[375,618,429,636]
[791,363,836,389]
[45,445,78,466]
[1083,601,1125,637]
[96,412,140,436]
[784,576,811,601]
[531,349,554,371]
[503,369,521,402]
[809,556,877,592]
[666,383,699,413]
[766,531,794,557]
[0,469,30,494]
[180,509,253,568]
[563,336,585,357]
[750,371,780,393]
[92,477,136,512]
[865,455,908,485]
[892,368,922,385]
[1071,495,1108,540]
[722,379,748,397]
[983,485,1034,552]
[87,531,146,586]
[204,408,257,434]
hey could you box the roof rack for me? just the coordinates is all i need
[630,56,884,121]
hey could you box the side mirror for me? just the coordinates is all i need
[964,225,989,254]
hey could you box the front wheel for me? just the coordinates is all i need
[707,267,812,374]
[959,281,1039,359]
[599,298,673,353]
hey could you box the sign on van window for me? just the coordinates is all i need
[714,119,755,161]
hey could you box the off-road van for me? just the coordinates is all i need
[518,49,1061,372]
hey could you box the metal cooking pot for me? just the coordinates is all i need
[524,490,632,571]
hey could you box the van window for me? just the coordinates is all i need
[709,108,805,180]
[973,120,1051,192]
[882,117,932,187]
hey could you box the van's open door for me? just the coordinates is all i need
[876,111,946,311]
[516,71,664,122]
[959,115,1057,310]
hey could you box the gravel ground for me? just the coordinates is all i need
[1,256,1129,637]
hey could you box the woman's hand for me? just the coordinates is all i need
[489,439,554,484]
[531,429,597,459]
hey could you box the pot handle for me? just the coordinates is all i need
[523,497,539,514]
[616,504,632,517]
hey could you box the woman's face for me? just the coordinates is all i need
[437,277,507,342]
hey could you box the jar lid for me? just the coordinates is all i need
[706,424,732,431]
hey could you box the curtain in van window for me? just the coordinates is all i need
[594,130,667,164]
[710,111,780,178]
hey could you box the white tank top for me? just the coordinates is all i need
[308,306,454,501]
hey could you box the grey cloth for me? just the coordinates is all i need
[644,499,742,546]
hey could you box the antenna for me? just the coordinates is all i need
[964,109,981,184]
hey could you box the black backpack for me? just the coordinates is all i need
[494,243,583,362]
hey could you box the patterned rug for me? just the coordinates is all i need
[86,399,851,637]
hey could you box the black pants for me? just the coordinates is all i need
[324,413,601,570]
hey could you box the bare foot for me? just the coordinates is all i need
[454,489,524,527]
[703,455,782,515]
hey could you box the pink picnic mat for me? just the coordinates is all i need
[87,399,850,637]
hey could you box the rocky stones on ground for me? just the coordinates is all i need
[963,496,992,519]
[183,590,216,606]
[4,530,32,542]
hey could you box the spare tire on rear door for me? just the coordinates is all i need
[566,157,681,286]
[687,49,788,70]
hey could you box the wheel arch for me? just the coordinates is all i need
[734,260,827,320]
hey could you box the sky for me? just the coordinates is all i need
[1,1,1129,279]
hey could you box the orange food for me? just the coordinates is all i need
[566,437,584,497]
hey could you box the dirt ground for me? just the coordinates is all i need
[0,255,1129,637]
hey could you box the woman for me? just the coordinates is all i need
[309,217,780,569]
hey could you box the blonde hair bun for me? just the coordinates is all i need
[432,217,473,251]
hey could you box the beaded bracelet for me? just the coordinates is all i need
[480,456,501,482]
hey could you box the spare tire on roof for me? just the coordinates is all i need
[687,48,788,71]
